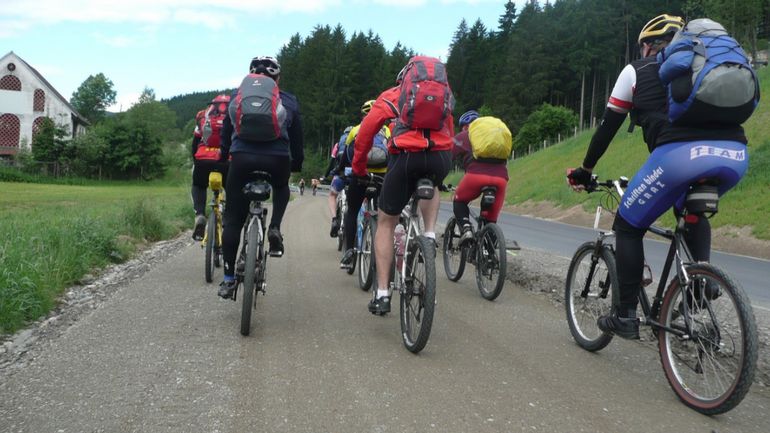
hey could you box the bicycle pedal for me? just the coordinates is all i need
[269,251,284,258]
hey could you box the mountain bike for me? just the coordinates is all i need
[442,186,508,301]
[357,174,384,290]
[233,171,273,337]
[564,176,757,414]
[335,187,348,252]
[202,171,225,283]
[373,178,436,354]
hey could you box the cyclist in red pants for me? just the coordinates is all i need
[452,110,509,245]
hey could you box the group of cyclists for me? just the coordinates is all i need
[187,12,756,411]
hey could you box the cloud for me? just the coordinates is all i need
[92,33,137,48]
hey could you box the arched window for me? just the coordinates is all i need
[34,89,45,111]
[0,75,21,91]
[0,114,21,148]
[33,116,51,137]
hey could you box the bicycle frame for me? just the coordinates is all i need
[201,172,225,248]
[393,195,424,289]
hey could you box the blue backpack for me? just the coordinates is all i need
[658,19,759,127]
[339,126,389,169]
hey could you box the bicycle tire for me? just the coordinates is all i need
[358,218,376,291]
[475,223,507,301]
[658,263,758,415]
[240,223,260,336]
[564,242,615,352]
[400,236,436,354]
[442,217,466,282]
[204,214,216,283]
[336,203,344,252]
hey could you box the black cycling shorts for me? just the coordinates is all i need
[192,160,229,188]
[378,150,452,216]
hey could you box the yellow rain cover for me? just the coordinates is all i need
[469,116,512,161]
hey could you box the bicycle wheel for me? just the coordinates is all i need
[400,236,436,353]
[204,213,216,283]
[564,242,615,351]
[475,223,507,301]
[336,204,344,252]
[214,208,223,268]
[658,263,757,414]
[442,217,466,282]
[358,218,376,291]
[240,224,260,336]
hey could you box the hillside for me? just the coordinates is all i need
[162,89,234,129]
[496,66,770,240]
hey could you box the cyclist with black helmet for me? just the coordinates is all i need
[451,109,510,245]
[567,15,749,338]
[216,56,304,300]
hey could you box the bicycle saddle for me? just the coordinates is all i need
[416,178,435,200]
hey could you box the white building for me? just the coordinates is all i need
[0,51,89,157]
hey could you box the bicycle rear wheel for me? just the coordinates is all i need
[240,225,260,336]
[358,218,376,291]
[442,217,466,282]
[204,213,216,283]
[400,236,436,353]
[564,242,615,351]
[658,263,758,415]
[475,223,507,301]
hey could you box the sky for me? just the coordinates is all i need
[1,0,525,112]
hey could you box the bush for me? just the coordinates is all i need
[514,103,578,154]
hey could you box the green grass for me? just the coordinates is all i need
[0,182,191,333]
[459,66,770,240]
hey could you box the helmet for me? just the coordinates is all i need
[361,100,375,114]
[458,110,480,127]
[249,56,281,78]
[638,14,684,44]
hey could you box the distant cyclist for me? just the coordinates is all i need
[327,128,353,237]
[190,96,230,240]
[339,100,390,270]
[217,56,304,299]
[298,178,305,195]
[567,15,750,339]
[451,110,510,245]
[353,56,454,314]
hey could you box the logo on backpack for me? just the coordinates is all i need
[658,18,760,127]
[468,116,512,162]
[392,56,455,150]
[230,74,287,142]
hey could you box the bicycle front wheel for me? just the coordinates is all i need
[442,217,466,282]
[658,263,758,415]
[564,242,615,351]
[475,223,507,301]
[204,213,216,283]
[240,225,260,336]
[358,218,376,291]
[400,236,436,353]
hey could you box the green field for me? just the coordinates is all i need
[448,67,770,240]
[0,182,191,333]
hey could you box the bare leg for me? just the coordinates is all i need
[375,212,398,292]
[328,191,338,218]
[418,187,441,234]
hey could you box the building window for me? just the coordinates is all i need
[34,89,45,111]
[33,116,51,137]
[0,75,21,91]
[0,114,21,148]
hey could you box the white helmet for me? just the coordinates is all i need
[249,56,281,78]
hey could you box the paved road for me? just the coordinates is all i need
[438,203,770,311]
[1,196,768,432]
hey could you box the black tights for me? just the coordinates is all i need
[344,182,367,251]
[222,153,291,277]
[613,213,710,317]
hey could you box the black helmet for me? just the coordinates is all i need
[249,56,281,78]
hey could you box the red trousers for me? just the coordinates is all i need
[454,173,508,222]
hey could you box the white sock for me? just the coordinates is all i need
[424,231,436,239]
[377,289,389,299]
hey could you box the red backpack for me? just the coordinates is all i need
[229,74,287,142]
[392,56,455,151]
[195,95,231,161]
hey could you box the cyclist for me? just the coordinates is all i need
[451,110,510,246]
[327,128,353,237]
[217,56,304,299]
[190,97,230,240]
[352,57,454,314]
[339,100,390,270]
[567,15,749,339]
[298,178,305,195]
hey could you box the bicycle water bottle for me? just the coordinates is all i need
[394,223,406,270]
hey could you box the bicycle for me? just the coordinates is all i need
[201,171,225,284]
[373,178,436,354]
[442,186,508,301]
[564,176,758,414]
[232,171,274,336]
[356,174,384,289]
[335,187,348,252]
[299,184,304,196]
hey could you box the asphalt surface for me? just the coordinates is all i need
[438,203,770,311]
[1,195,769,432]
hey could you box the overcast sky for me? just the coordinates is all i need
[1,0,525,111]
